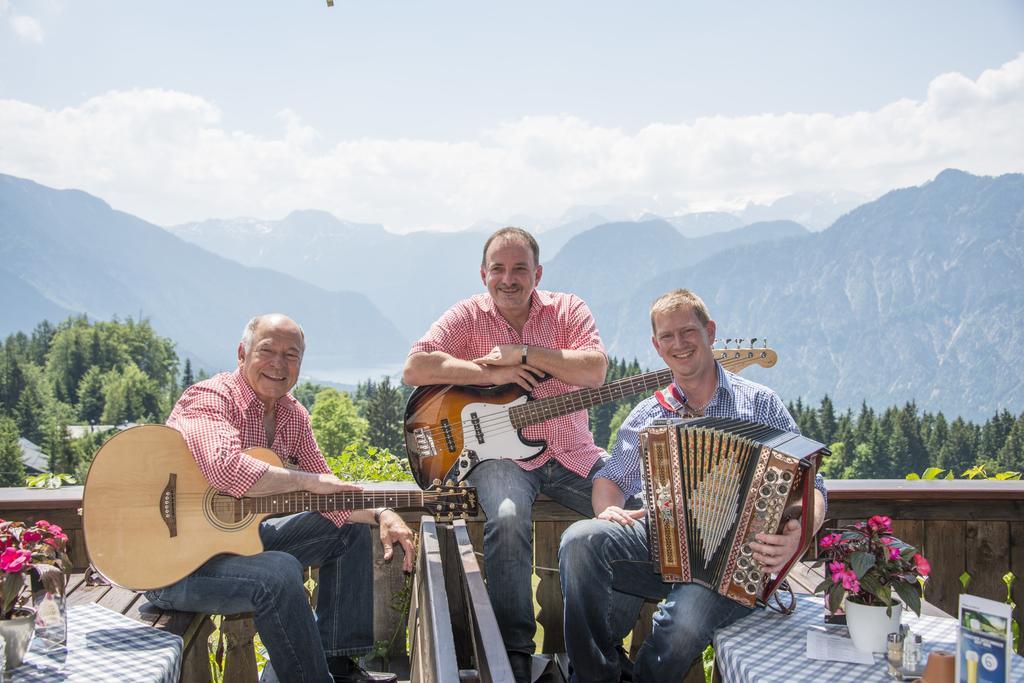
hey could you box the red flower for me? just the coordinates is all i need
[21,530,42,544]
[839,568,860,593]
[867,515,892,533]
[912,553,931,577]
[0,547,32,574]
[819,533,842,549]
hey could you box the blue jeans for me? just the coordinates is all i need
[467,458,599,659]
[559,517,753,683]
[146,512,373,683]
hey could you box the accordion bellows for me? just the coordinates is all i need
[640,417,827,608]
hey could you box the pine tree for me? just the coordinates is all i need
[994,412,1024,472]
[818,395,837,446]
[0,416,25,487]
[361,377,405,454]
[182,359,195,390]
[938,418,979,475]
[76,366,106,424]
[28,320,56,365]
[979,410,1014,463]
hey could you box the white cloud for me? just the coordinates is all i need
[1,55,1023,232]
[9,13,42,42]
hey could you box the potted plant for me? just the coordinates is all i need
[814,515,931,652]
[0,519,70,668]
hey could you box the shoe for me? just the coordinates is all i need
[327,656,398,683]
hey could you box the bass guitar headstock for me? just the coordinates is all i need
[714,338,777,373]
[426,479,479,520]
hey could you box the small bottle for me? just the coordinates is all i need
[887,632,904,679]
[903,633,922,672]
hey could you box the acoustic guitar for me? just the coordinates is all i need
[404,344,777,488]
[82,425,477,591]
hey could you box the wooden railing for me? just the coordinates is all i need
[3,478,1022,670]
[407,518,513,682]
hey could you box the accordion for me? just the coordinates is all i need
[639,417,827,607]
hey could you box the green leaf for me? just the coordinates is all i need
[921,467,945,480]
[905,473,920,480]
[850,551,876,579]
[813,579,830,594]
[828,583,845,613]
[959,571,972,590]
[962,464,987,480]
[894,580,923,617]
[944,470,954,480]
[994,471,1021,481]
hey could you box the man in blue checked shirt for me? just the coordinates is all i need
[558,288,827,683]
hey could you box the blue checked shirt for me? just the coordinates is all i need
[595,363,828,509]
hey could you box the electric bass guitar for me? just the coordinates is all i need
[404,344,777,488]
[82,425,477,590]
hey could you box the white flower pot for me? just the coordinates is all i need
[844,599,902,653]
[0,608,36,669]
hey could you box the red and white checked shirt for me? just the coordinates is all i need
[166,370,349,526]
[409,290,607,477]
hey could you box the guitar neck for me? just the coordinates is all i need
[510,368,675,429]
[508,352,766,429]
[242,490,427,515]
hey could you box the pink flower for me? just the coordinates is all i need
[35,520,51,529]
[912,554,930,577]
[819,533,842,549]
[879,536,893,545]
[889,547,901,560]
[43,533,68,549]
[839,568,860,593]
[0,548,32,574]
[867,515,892,533]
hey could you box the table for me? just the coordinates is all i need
[8,603,183,682]
[714,594,1024,682]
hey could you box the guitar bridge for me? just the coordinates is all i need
[413,427,438,458]
[160,473,178,537]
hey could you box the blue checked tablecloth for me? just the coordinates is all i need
[714,593,1024,682]
[9,602,183,682]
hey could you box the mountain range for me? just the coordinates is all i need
[1,169,1020,420]
[0,175,408,376]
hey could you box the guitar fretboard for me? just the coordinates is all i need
[506,351,771,429]
[234,491,437,515]
[509,368,674,429]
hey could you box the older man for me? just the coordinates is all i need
[403,227,608,682]
[558,289,828,682]
[146,314,414,683]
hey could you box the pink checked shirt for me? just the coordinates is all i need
[409,290,607,477]
[166,370,350,526]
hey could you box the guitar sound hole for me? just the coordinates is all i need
[204,490,255,531]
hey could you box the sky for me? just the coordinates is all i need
[1,1,1023,232]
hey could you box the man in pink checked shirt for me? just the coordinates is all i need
[403,227,609,682]
[146,314,414,683]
